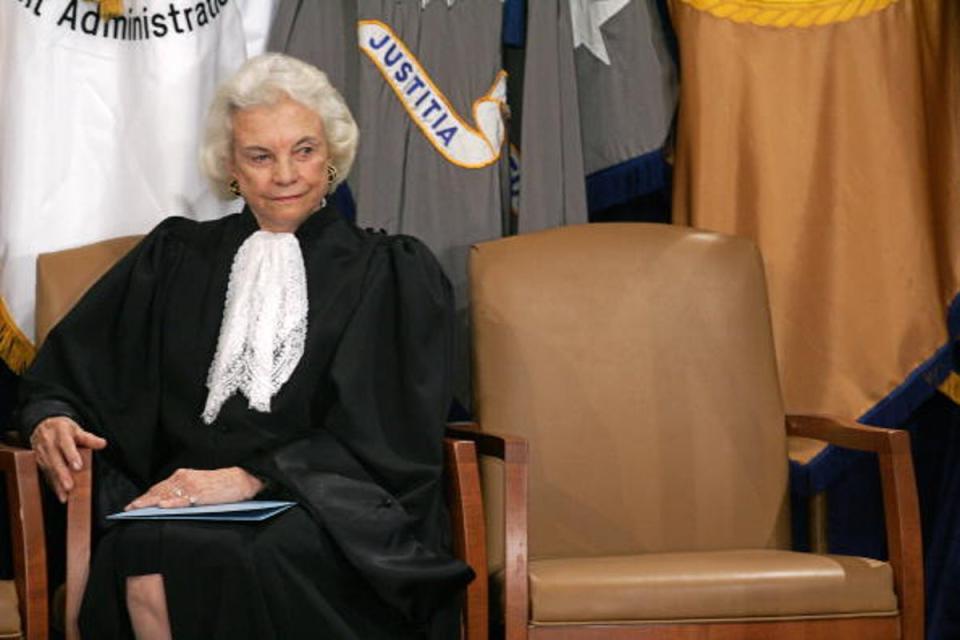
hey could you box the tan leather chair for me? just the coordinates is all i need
[0,234,128,640]
[19,235,490,640]
[34,235,144,347]
[459,223,923,639]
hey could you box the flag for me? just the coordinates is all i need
[509,0,676,227]
[515,0,588,232]
[671,0,959,431]
[571,0,677,214]
[351,0,507,295]
[670,0,960,632]
[270,0,509,405]
[0,0,277,374]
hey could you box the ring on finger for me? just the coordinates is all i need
[173,486,185,498]
[188,495,197,506]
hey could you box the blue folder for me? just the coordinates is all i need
[107,500,296,522]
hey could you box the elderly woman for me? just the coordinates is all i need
[18,53,471,639]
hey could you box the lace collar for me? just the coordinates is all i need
[201,228,308,424]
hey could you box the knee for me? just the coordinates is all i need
[126,574,167,614]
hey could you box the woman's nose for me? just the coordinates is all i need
[273,157,298,184]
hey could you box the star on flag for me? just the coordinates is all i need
[569,0,631,65]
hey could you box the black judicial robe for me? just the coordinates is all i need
[17,204,472,639]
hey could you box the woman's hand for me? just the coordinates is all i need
[125,467,264,511]
[30,416,107,503]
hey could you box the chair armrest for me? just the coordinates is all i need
[786,414,907,454]
[443,437,488,640]
[446,422,528,462]
[0,444,48,640]
[786,414,924,640]
[64,448,92,640]
[446,423,529,640]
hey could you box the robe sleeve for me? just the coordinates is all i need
[17,218,187,486]
[240,234,473,623]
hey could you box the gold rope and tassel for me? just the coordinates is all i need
[84,0,124,20]
[677,0,899,28]
[0,297,36,374]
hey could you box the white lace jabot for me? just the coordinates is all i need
[201,231,308,425]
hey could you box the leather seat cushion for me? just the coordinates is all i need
[528,549,898,624]
[0,581,21,639]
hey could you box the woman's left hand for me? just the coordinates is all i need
[125,467,264,510]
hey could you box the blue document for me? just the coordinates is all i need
[107,500,296,522]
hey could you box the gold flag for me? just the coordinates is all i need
[671,0,960,419]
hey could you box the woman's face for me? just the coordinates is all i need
[229,96,330,233]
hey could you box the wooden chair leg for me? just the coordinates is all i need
[64,448,92,640]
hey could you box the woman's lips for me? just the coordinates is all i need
[270,193,304,203]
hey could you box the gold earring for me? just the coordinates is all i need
[326,165,339,183]
[229,179,241,198]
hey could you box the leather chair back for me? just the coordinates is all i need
[35,236,143,346]
[470,224,791,561]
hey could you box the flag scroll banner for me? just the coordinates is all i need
[0,0,277,372]
[358,20,507,169]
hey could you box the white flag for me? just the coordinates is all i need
[0,0,277,370]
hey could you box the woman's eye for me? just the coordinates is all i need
[296,147,315,157]
[249,154,270,164]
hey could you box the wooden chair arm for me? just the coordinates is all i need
[446,423,529,640]
[786,414,924,640]
[64,448,92,640]
[443,438,488,640]
[446,422,528,461]
[0,444,48,640]
[787,414,907,454]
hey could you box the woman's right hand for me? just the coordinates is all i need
[29,416,107,503]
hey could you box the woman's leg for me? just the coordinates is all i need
[126,574,172,640]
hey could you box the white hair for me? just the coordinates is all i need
[200,53,359,200]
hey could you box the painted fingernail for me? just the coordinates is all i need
[73,460,82,470]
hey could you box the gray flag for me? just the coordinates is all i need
[573,0,677,212]
[267,0,357,111]
[269,0,507,408]
[517,0,589,232]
